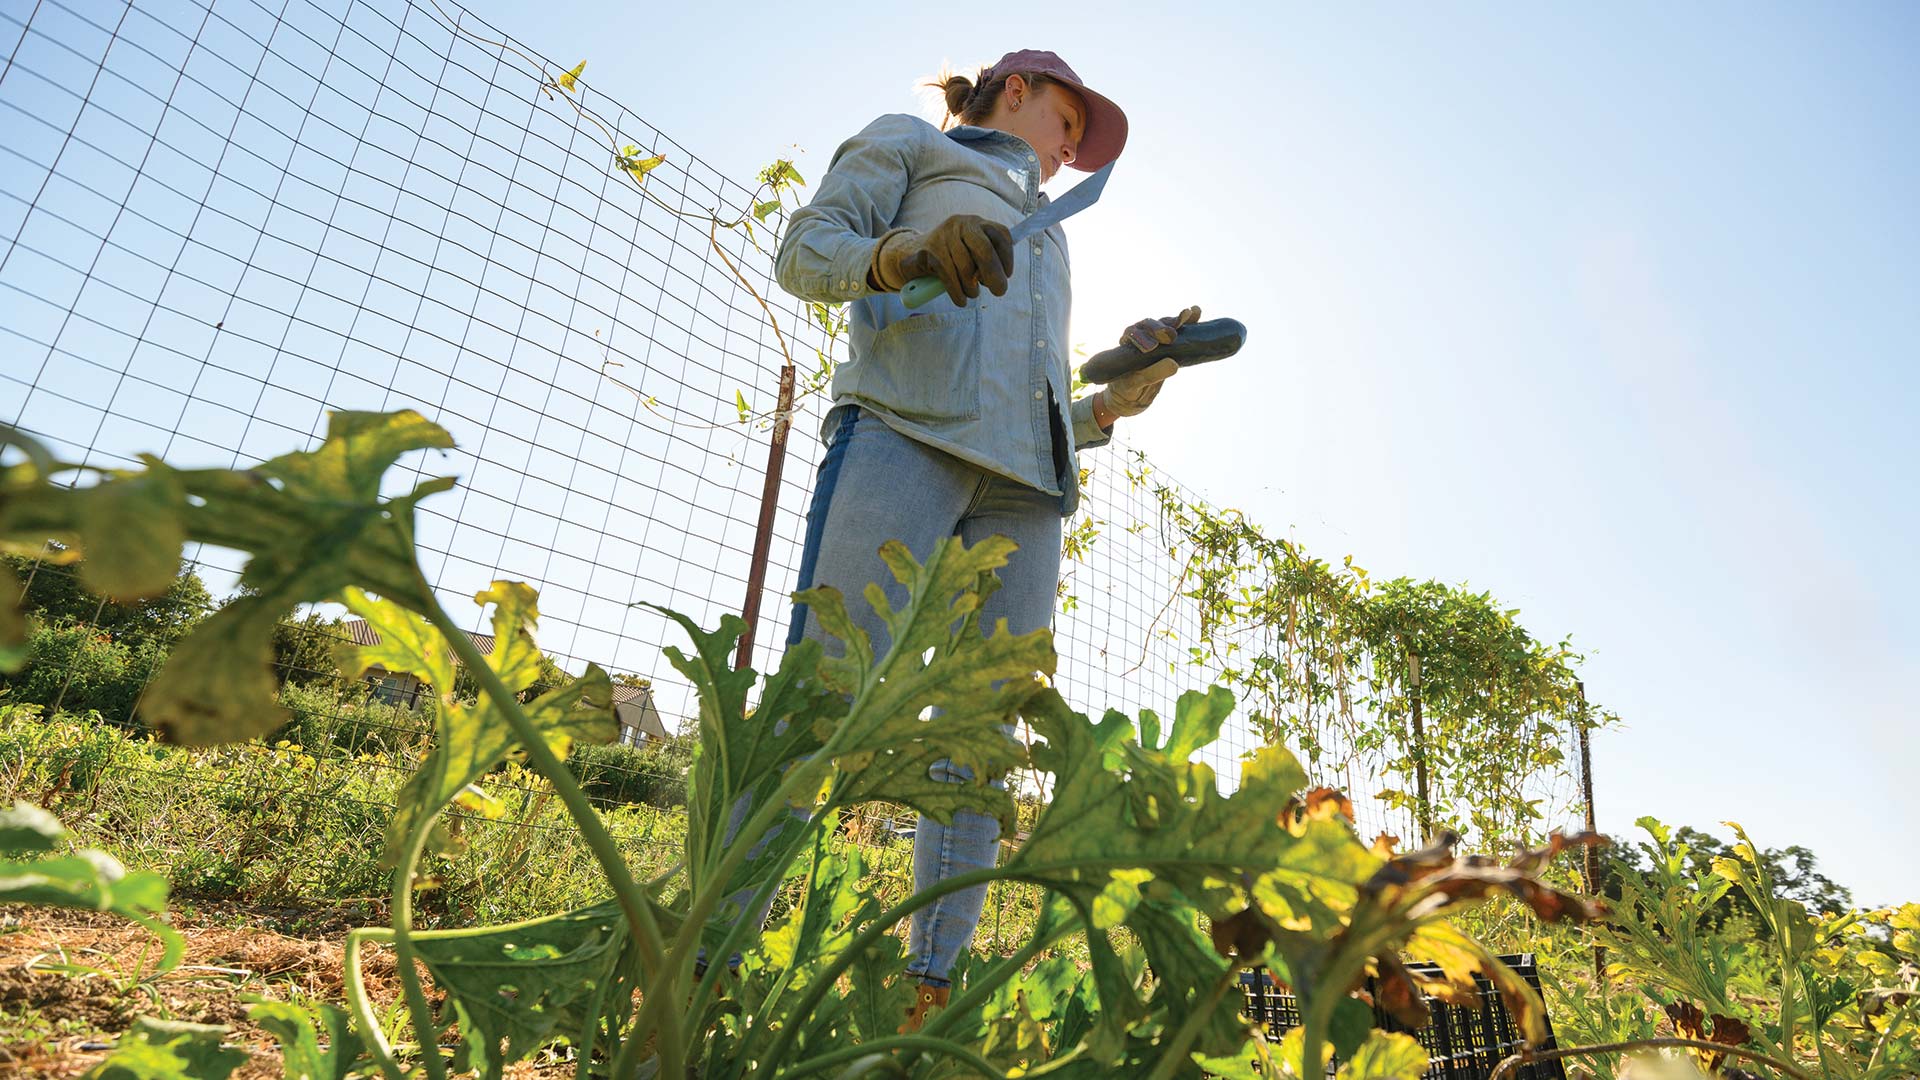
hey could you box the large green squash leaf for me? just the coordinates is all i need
[409,900,631,1080]
[0,410,457,745]
[649,607,838,907]
[803,536,1052,833]
[1007,687,1384,1059]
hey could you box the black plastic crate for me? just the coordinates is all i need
[1238,953,1566,1080]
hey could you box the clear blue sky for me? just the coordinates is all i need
[444,0,1919,903]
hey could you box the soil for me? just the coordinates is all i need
[0,902,569,1078]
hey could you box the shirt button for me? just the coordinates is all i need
[1031,291,1042,302]
[1035,339,1045,348]
[1033,389,1045,401]
[1031,241,1042,254]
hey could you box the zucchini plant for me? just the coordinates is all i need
[0,413,1601,1079]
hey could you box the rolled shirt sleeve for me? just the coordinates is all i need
[1070,394,1110,449]
[775,114,925,303]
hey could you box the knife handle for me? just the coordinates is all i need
[901,275,944,310]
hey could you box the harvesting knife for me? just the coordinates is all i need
[900,160,1114,309]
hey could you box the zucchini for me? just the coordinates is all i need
[1079,317,1248,383]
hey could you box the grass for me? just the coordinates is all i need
[1,701,677,926]
[0,701,1054,954]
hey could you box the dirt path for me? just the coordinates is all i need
[0,902,568,1078]
[0,902,388,1077]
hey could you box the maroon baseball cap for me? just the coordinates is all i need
[982,49,1128,172]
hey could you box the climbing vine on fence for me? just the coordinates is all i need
[1097,462,1614,849]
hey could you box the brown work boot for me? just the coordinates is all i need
[898,983,951,1034]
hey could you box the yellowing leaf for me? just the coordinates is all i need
[1335,1031,1429,1080]
[472,579,543,693]
[619,151,665,180]
[342,587,617,866]
[133,410,455,745]
[558,60,585,93]
[452,784,506,819]
[334,585,455,694]
[1091,867,1154,930]
[143,595,285,749]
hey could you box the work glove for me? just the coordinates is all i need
[870,214,1015,307]
[1102,357,1179,417]
[1102,305,1201,417]
[1121,305,1202,352]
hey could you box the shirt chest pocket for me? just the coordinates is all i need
[857,307,984,422]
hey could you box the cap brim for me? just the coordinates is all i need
[1061,81,1127,172]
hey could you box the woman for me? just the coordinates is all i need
[772,49,1193,1026]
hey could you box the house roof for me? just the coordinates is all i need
[609,681,670,740]
[341,618,496,655]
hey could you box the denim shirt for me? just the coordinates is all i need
[774,113,1110,515]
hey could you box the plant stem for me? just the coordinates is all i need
[779,1035,1011,1080]
[1489,1038,1819,1080]
[391,820,449,1080]
[669,758,823,973]
[419,588,679,1079]
[631,757,828,1067]
[691,816,825,1015]
[755,865,1006,1070]
[1142,968,1241,1080]
[343,927,407,1080]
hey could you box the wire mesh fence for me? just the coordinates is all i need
[1,0,1593,938]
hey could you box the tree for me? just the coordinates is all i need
[269,609,350,689]
[1,556,214,727]
[1601,822,1853,920]
[0,618,168,724]
[5,553,211,649]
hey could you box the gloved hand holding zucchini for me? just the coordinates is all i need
[867,214,1015,308]
[1090,306,1202,420]
[1081,311,1248,384]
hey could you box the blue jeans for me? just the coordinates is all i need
[788,406,1063,986]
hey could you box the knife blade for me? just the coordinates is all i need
[901,161,1113,309]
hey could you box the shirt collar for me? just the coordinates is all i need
[947,124,1028,156]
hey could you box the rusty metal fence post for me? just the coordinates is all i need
[735,361,798,674]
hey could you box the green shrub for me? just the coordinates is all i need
[564,738,689,808]
[0,618,167,727]
[0,700,130,795]
[273,681,432,759]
